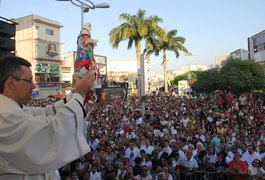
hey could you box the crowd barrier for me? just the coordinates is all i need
[60,170,253,180]
[179,170,252,180]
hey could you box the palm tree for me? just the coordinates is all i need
[109,9,164,95]
[144,29,188,92]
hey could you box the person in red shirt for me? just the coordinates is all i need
[228,152,248,180]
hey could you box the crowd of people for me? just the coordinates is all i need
[28,90,265,180]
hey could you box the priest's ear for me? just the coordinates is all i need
[3,76,17,90]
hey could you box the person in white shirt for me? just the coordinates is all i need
[195,129,206,142]
[226,130,236,149]
[87,133,99,151]
[205,146,217,169]
[192,142,205,157]
[242,144,261,167]
[126,128,137,140]
[0,56,95,179]
[180,113,189,128]
[125,140,140,166]
[140,138,154,155]
[180,150,198,180]
[258,142,265,160]
[163,139,172,156]
[116,159,127,179]
[140,150,152,169]
[155,166,173,180]
[227,145,238,160]
[248,159,265,180]
[89,163,101,180]
[136,116,143,127]
[135,165,152,180]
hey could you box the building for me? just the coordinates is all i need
[15,14,64,98]
[107,57,137,81]
[94,54,107,82]
[14,14,108,98]
[61,52,107,94]
[215,54,229,65]
[248,29,265,68]
[107,57,151,94]
[230,48,249,60]
[167,64,208,77]
[61,51,75,94]
[0,16,17,57]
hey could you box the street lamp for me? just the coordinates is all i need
[183,52,197,80]
[56,0,110,28]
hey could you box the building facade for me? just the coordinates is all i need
[230,49,249,60]
[107,57,151,94]
[215,54,229,65]
[0,17,17,57]
[167,64,208,77]
[15,14,64,98]
[248,29,265,68]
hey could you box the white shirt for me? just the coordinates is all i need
[126,132,136,140]
[140,145,154,155]
[171,159,180,168]
[90,171,101,180]
[0,93,90,178]
[141,159,152,168]
[195,134,206,142]
[135,174,153,180]
[136,117,143,126]
[242,151,261,167]
[180,156,198,169]
[163,146,172,155]
[154,174,173,180]
[125,147,140,166]
[248,165,265,177]
[177,150,186,159]
[181,117,189,128]
[205,154,217,164]
[259,152,265,159]
[88,139,99,151]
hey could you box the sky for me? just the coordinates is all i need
[1,0,265,73]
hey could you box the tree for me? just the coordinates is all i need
[219,58,265,93]
[109,9,164,95]
[192,66,222,92]
[171,70,200,86]
[144,29,188,92]
[192,57,265,94]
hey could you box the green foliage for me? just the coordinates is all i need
[144,29,188,62]
[143,28,188,92]
[191,57,265,94]
[109,9,164,51]
[219,58,265,93]
[171,71,199,85]
[192,67,222,92]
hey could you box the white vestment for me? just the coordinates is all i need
[0,93,90,179]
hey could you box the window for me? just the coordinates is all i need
[36,26,39,30]
[46,29,54,36]
[256,43,265,52]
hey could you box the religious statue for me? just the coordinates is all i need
[75,22,100,104]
